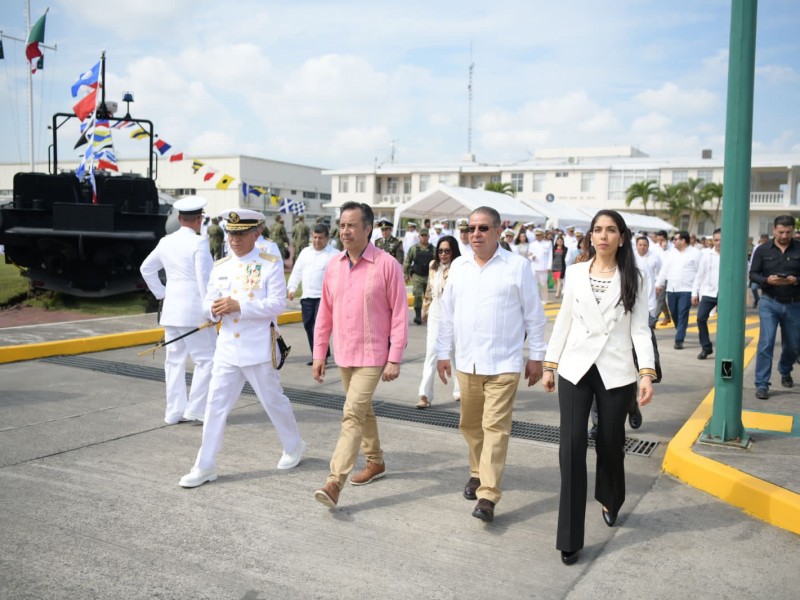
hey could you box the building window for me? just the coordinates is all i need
[490,174,501,183]
[533,173,545,192]
[672,170,689,184]
[419,174,430,192]
[581,172,595,193]
[163,188,196,197]
[319,193,331,201]
[403,177,411,194]
[510,173,524,192]
[438,173,454,185]
[356,176,366,193]
[302,191,317,199]
[697,169,713,184]
[375,179,381,194]
[338,177,349,194]
[608,169,660,201]
[472,176,485,189]
[387,177,398,195]
[555,171,569,178]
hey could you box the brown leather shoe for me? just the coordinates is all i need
[350,460,386,486]
[314,481,341,508]
[472,498,495,522]
[463,477,481,500]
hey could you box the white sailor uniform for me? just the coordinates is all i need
[140,226,216,424]
[193,247,302,471]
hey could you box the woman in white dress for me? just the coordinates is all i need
[513,230,530,259]
[417,235,461,408]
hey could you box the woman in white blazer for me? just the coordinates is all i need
[542,210,656,566]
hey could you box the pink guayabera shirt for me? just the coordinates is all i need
[313,243,408,367]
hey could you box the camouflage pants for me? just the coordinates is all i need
[412,274,428,311]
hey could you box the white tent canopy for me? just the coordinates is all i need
[521,200,594,231]
[392,184,547,231]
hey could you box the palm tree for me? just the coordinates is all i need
[625,179,658,216]
[701,182,724,227]
[484,181,515,196]
[656,183,690,227]
[680,178,711,232]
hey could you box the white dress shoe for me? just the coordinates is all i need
[179,467,217,488]
[277,440,306,470]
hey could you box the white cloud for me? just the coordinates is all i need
[634,82,719,116]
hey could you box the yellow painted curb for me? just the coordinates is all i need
[0,310,304,365]
[741,411,793,433]
[662,325,800,535]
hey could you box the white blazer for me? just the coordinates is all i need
[544,261,655,390]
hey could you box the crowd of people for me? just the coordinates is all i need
[140,198,799,568]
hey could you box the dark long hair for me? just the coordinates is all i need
[588,210,640,313]
[432,235,460,270]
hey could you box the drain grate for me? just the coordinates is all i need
[42,355,658,457]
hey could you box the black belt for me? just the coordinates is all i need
[764,295,800,304]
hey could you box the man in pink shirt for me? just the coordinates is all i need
[312,201,409,509]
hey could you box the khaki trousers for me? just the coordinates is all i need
[456,370,520,504]
[328,366,384,487]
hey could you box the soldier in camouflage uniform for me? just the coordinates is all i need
[292,215,310,256]
[404,227,434,325]
[374,218,404,265]
[270,214,291,260]
[206,217,224,260]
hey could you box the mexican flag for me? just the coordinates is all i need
[25,11,47,73]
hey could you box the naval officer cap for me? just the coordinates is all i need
[456,218,469,231]
[219,208,264,232]
[377,218,394,230]
[503,228,515,237]
[174,196,207,215]
[533,227,545,234]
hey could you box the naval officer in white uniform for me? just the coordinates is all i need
[140,196,216,425]
[180,208,305,488]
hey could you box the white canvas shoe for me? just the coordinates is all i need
[277,440,306,470]
[179,467,217,488]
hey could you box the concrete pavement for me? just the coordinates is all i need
[0,302,798,599]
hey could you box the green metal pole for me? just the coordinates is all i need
[701,0,757,446]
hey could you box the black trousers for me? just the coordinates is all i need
[557,365,635,552]
[300,298,322,356]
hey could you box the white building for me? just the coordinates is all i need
[324,146,800,239]
[0,155,333,228]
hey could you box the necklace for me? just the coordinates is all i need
[594,265,617,273]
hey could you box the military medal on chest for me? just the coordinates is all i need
[243,263,262,290]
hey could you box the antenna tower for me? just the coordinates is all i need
[467,43,474,155]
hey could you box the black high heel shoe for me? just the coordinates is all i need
[561,550,579,565]
[602,506,618,527]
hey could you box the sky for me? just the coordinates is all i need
[1,0,799,170]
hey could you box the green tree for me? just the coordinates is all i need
[484,182,515,196]
[701,182,724,227]
[680,178,711,233]
[625,179,659,216]
[656,183,690,227]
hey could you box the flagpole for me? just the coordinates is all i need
[26,0,33,171]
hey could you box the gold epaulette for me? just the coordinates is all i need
[259,252,280,262]
[214,255,232,266]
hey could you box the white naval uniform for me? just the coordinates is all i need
[193,247,302,471]
[528,238,553,304]
[140,227,216,424]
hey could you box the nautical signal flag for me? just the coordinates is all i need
[25,11,47,73]
[71,62,100,98]
[154,139,172,155]
[191,160,204,173]
[169,153,184,162]
[216,175,234,190]
[203,168,217,182]
[73,89,97,122]
[130,128,149,139]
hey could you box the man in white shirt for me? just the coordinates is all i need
[692,228,721,360]
[456,218,472,257]
[656,231,701,349]
[563,225,578,253]
[529,227,553,304]
[287,223,338,365]
[436,206,547,523]
[140,196,216,425]
[430,222,443,246]
[402,222,420,256]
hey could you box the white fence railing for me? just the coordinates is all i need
[750,192,786,205]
